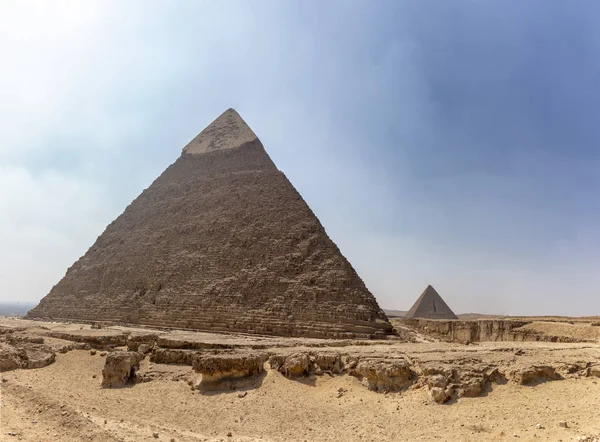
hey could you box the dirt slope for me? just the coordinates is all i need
[2,350,600,442]
[2,317,600,441]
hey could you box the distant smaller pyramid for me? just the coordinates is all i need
[405,285,458,320]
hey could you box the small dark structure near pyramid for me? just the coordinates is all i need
[28,109,392,339]
[405,285,458,320]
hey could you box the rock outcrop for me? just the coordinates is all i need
[3,317,597,406]
[0,344,56,371]
[101,351,144,388]
[192,353,268,390]
[400,319,586,343]
[420,366,495,403]
[0,331,56,372]
[45,331,128,349]
[0,345,27,371]
[150,348,197,366]
[269,353,311,377]
[27,109,391,339]
[265,350,589,402]
[353,359,413,392]
[508,365,561,385]
[126,333,159,352]
[269,352,413,392]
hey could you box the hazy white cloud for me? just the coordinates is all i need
[0,1,151,301]
[1,0,599,316]
[0,164,110,302]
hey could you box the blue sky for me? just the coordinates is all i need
[1,1,599,315]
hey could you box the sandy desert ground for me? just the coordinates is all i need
[1,317,599,442]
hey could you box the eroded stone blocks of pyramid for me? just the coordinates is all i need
[28,109,392,339]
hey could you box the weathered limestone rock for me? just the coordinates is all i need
[281,353,310,377]
[138,343,152,354]
[269,352,347,378]
[429,387,450,403]
[126,333,159,352]
[352,359,413,392]
[485,367,506,384]
[0,342,56,372]
[400,319,583,343]
[268,352,321,378]
[25,347,56,369]
[557,363,585,378]
[2,331,35,343]
[27,109,392,339]
[454,369,490,398]
[5,335,45,345]
[192,353,267,390]
[312,353,345,375]
[156,336,233,350]
[421,368,453,403]
[267,354,286,369]
[101,351,144,388]
[509,365,561,385]
[583,363,600,378]
[46,331,127,349]
[0,345,25,371]
[57,342,90,353]
[420,365,498,403]
[150,348,197,366]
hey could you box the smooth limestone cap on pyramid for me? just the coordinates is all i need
[28,108,392,339]
[405,285,458,320]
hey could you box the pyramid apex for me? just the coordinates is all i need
[423,284,437,294]
[183,108,258,155]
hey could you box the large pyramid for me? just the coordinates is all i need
[28,109,392,339]
[405,285,458,320]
